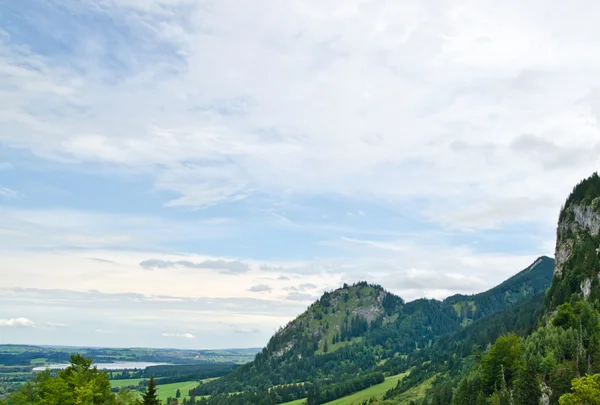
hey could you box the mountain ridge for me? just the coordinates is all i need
[190,256,554,404]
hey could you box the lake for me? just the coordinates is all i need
[33,361,170,371]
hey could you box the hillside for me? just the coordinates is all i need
[437,173,600,405]
[445,255,553,324]
[548,172,600,308]
[190,257,554,404]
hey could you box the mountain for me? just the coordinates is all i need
[445,173,600,405]
[547,172,600,309]
[7,175,600,405]
[190,257,554,404]
[445,255,554,325]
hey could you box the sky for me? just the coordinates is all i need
[0,0,599,350]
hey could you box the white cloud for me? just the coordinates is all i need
[1,0,598,229]
[234,328,260,334]
[45,322,68,328]
[248,284,272,293]
[0,188,19,199]
[0,162,13,170]
[162,332,196,339]
[140,259,250,274]
[0,0,586,348]
[0,317,34,327]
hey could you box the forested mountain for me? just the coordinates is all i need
[433,173,600,405]
[10,173,600,405]
[186,257,553,404]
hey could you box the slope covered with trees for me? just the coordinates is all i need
[398,173,600,405]
[9,170,591,405]
[185,258,553,404]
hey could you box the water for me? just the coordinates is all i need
[33,361,169,371]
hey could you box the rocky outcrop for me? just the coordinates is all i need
[555,203,600,276]
[549,174,600,307]
[581,278,592,300]
[540,382,552,405]
[554,239,574,277]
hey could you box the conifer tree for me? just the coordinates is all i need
[142,377,160,405]
[513,362,541,405]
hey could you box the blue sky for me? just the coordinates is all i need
[1,0,599,349]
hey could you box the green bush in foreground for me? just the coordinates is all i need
[1,354,140,405]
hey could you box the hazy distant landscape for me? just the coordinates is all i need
[0,345,258,401]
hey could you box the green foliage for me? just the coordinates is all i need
[559,373,600,405]
[560,172,600,219]
[451,371,483,405]
[513,362,540,405]
[4,354,124,405]
[481,334,521,393]
[116,389,140,405]
[142,377,160,405]
[554,303,576,328]
[191,259,552,405]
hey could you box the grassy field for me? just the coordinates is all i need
[110,378,145,389]
[156,381,198,402]
[281,399,306,405]
[391,375,437,405]
[281,372,408,405]
[110,379,201,401]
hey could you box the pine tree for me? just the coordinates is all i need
[142,377,160,405]
[176,388,181,398]
[513,362,541,405]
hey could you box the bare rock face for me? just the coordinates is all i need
[581,278,592,300]
[555,203,600,276]
[549,174,600,308]
[540,382,552,405]
[554,238,574,277]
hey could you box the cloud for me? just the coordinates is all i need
[45,322,68,328]
[276,275,290,281]
[234,328,260,334]
[94,329,112,334]
[286,292,318,302]
[88,257,116,264]
[1,0,599,232]
[339,237,408,252]
[0,317,34,327]
[248,284,272,293]
[162,333,196,339]
[140,259,250,274]
[0,162,13,170]
[0,188,19,199]
[284,283,317,292]
[510,134,600,170]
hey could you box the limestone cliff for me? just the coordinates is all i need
[548,172,600,308]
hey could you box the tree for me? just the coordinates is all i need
[116,388,141,405]
[553,303,575,329]
[5,355,115,405]
[482,333,522,393]
[176,389,181,399]
[559,373,600,405]
[142,377,160,405]
[513,362,541,405]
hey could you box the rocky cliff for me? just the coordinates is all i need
[548,172,600,308]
